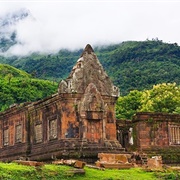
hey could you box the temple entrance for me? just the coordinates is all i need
[87,120,102,143]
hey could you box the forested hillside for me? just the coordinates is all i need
[102,40,180,95]
[0,64,57,112]
[0,40,180,95]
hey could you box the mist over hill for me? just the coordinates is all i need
[0,8,31,53]
[0,39,180,95]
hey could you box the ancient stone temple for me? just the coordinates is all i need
[0,44,124,162]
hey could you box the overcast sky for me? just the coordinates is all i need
[0,0,180,56]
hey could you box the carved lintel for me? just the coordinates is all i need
[86,111,103,120]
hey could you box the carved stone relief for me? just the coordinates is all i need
[58,80,68,93]
[80,83,104,113]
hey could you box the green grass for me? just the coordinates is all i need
[0,162,179,180]
[0,162,38,179]
[76,167,156,180]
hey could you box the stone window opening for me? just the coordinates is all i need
[49,119,57,140]
[3,129,9,146]
[169,125,180,145]
[15,124,22,143]
[35,124,43,143]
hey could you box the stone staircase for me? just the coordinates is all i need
[104,140,125,152]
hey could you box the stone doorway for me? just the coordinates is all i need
[87,120,102,143]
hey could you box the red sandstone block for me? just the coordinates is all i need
[52,160,64,165]
[74,160,86,169]
[98,153,128,164]
[63,159,76,166]
[147,156,162,169]
[13,160,44,167]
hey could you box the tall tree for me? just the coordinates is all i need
[140,83,180,113]
[116,83,180,120]
[116,90,143,119]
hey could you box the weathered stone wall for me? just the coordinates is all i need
[133,112,180,149]
[120,112,180,164]
[0,105,29,161]
[27,90,122,161]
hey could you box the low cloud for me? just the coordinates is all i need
[0,1,180,56]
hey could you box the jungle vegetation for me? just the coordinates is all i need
[116,83,180,120]
[0,64,57,112]
[1,39,180,95]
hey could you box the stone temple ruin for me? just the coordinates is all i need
[0,44,124,162]
[1,44,179,166]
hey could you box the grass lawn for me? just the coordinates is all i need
[0,162,179,180]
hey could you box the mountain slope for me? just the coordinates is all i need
[0,63,30,78]
[100,40,180,94]
[0,40,180,95]
[0,64,57,112]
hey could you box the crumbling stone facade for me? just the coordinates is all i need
[133,112,180,149]
[117,112,180,164]
[0,44,124,162]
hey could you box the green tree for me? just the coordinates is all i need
[116,90,143,119]
[116,83,180,120]
[0,65,58,112]
[140,83,180,113]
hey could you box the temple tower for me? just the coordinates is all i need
[58,44,123,154]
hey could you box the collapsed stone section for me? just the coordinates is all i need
[58,44,119,97]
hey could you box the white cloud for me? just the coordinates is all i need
[0,1,180,56]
